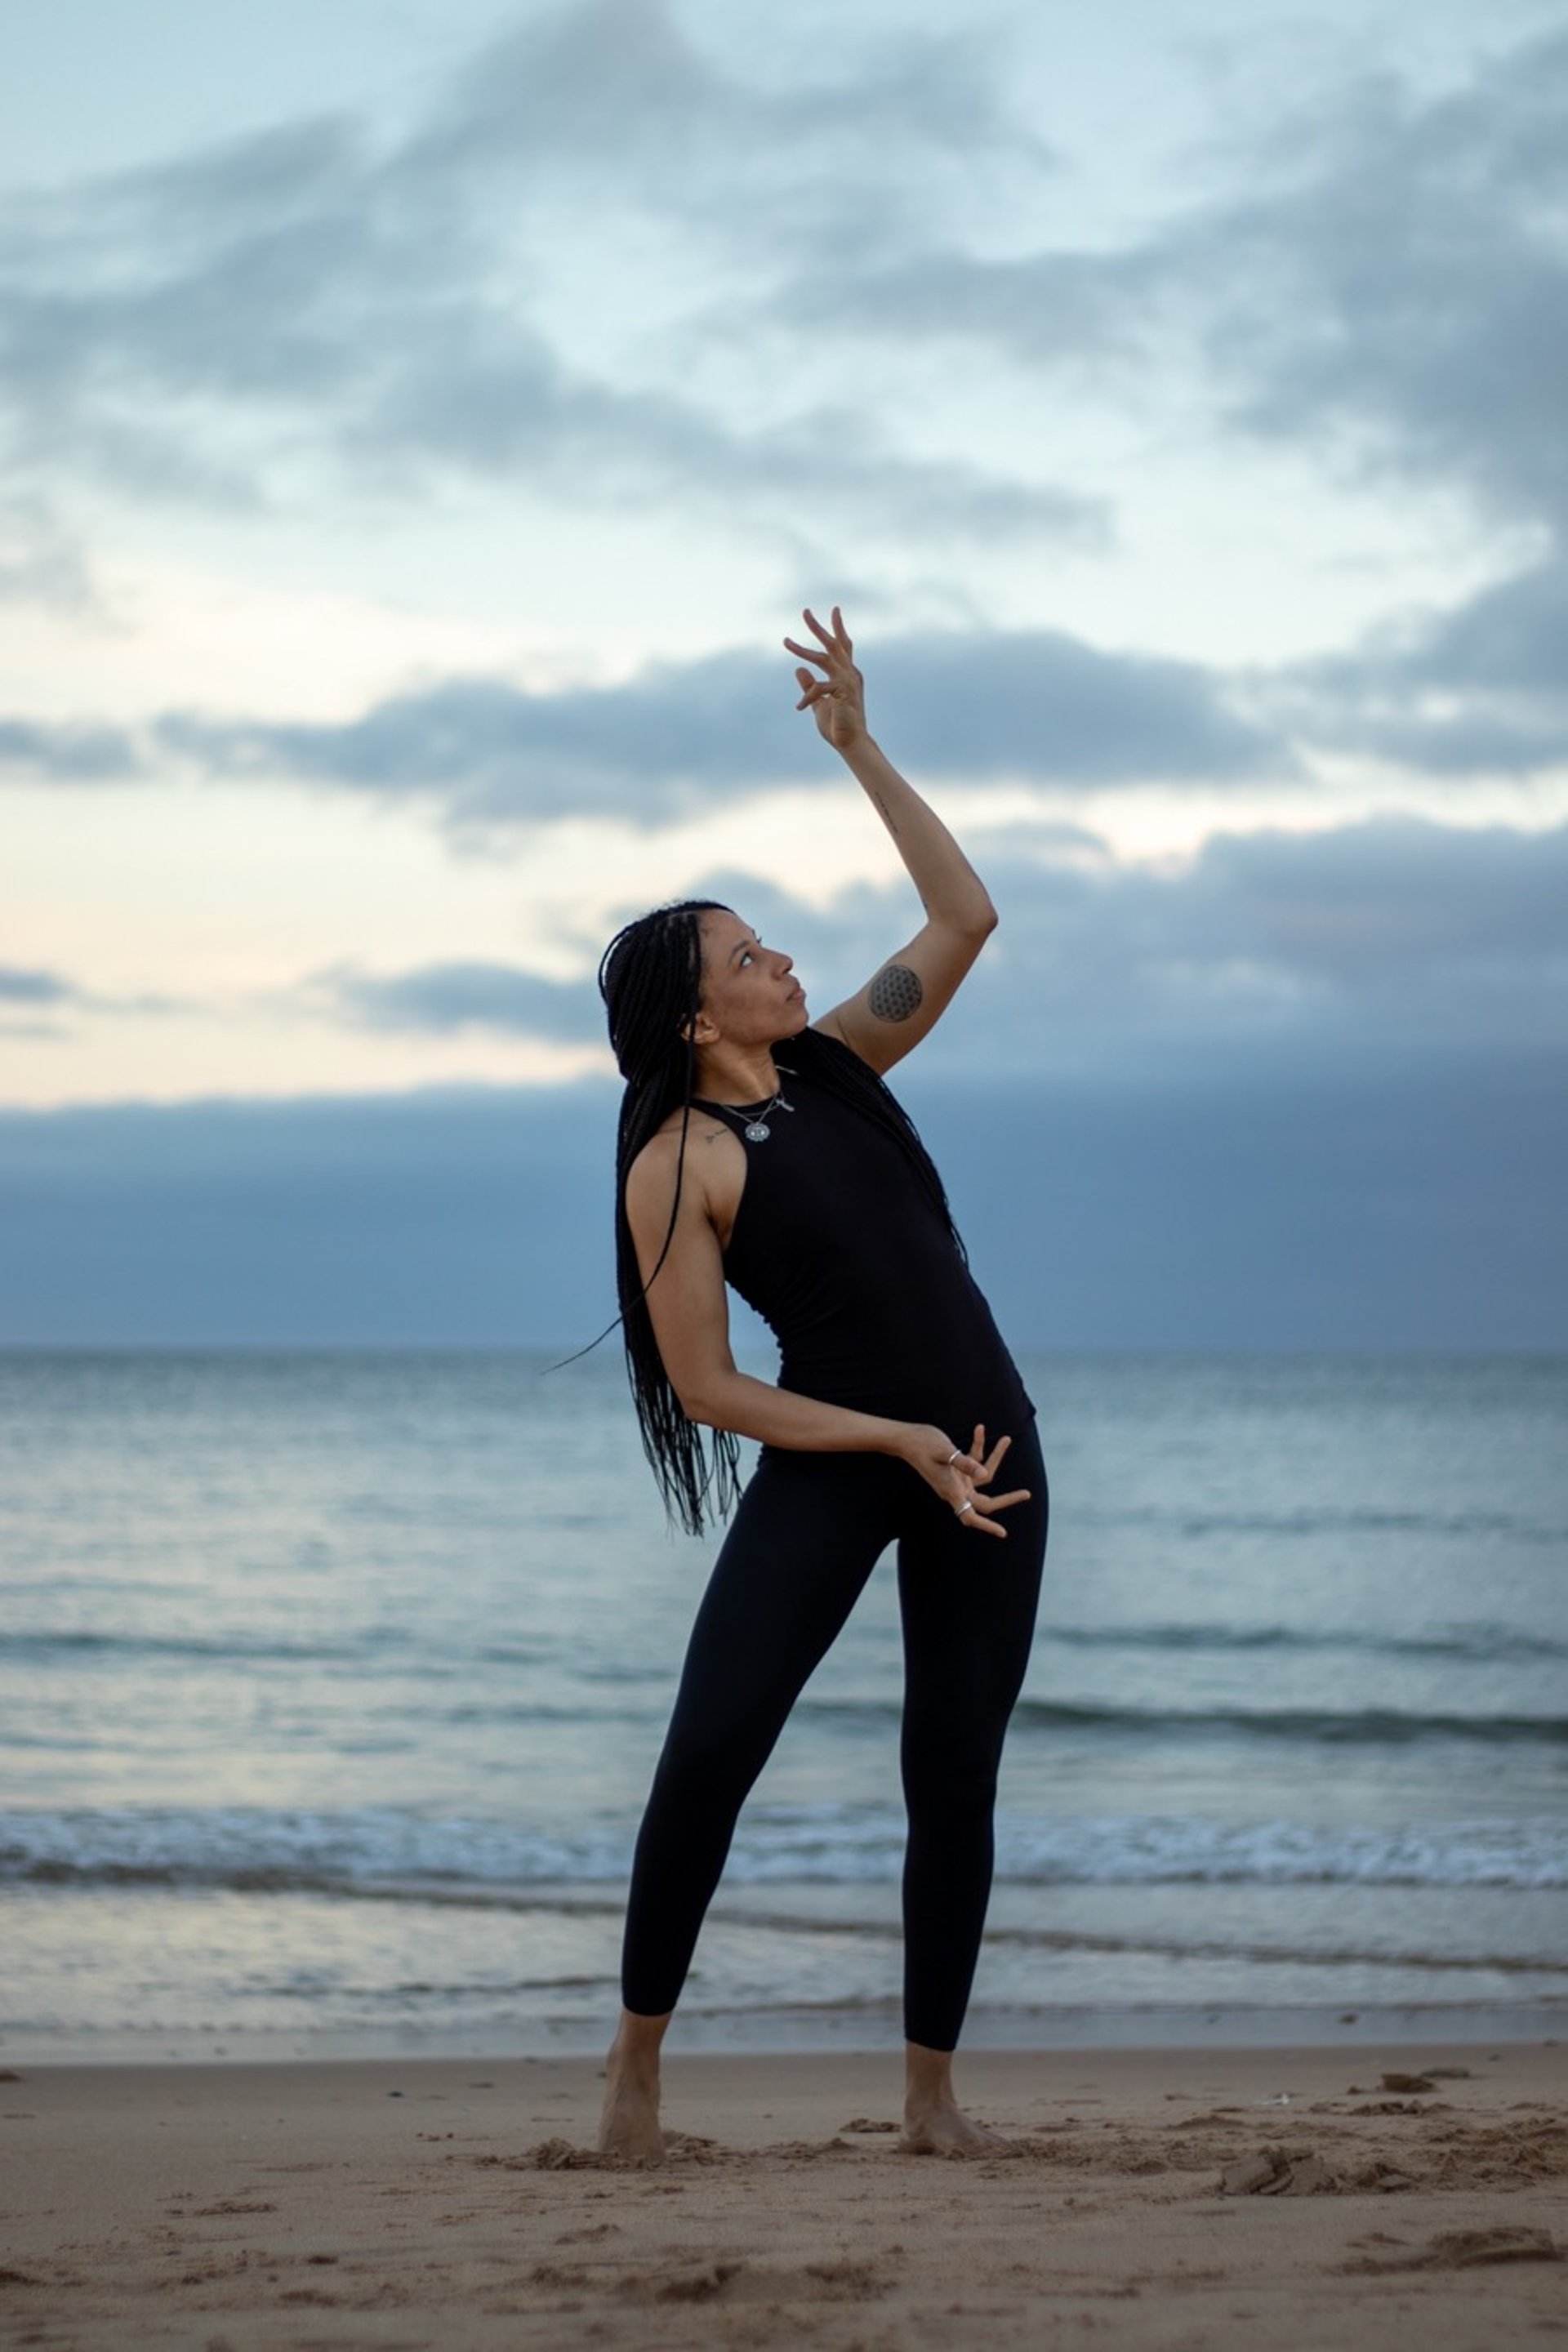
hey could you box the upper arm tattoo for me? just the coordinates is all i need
[868,962,924,1022]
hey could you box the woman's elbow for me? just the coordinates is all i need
[672,1366,735,1428]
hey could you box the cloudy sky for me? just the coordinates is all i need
[2,0,1565,1347]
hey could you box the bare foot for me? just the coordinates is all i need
[901,2096,1019,2157]
[902,2041,1021,2158]
[596,2011,670,2164]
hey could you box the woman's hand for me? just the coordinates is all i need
[784,605,866,752]
[899,1422,1031,1540]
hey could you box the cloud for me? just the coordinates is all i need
[0,494,100,612]
[0,963,218,1031]
[304,957,606,1045]
[44,565,1568,802]
[1,1049,1561,1349]
[784,243,1164,383]
[759,24,1568,778]
[0,189,1095,545]
[0,962,79,1040]
[0,966,74,1004]
[792,27,1568,786]
[261,816,1568,1082]
[100,114,371,235]
[989,814,1568,1064]
[0,717,142,780]
[144,627,1281,824]
[1272,555,1568,776]
[782,26,1568,535]
[359,340,1104,541]
[10,592,1557,809]
[668,816,1568,1075]
[0,3,1085,550]
[1148,33,1568,777]
[1404,556,1568,698]
[1179,29,1568,537]
[5,12,1563,797]
[405,0,1054,243]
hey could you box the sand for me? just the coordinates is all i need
[2,2039,1564,2349]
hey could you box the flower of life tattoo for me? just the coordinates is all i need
[868,962,924,1022]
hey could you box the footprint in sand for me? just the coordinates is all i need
[617,2256,889,2305]
[1218,2147,1335,2196]
[1344,2226,1561,2272]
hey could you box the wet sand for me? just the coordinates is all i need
[2,2040,1564,2348]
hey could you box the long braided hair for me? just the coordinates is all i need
[598,897,737,1535]
[596,898,972,1536]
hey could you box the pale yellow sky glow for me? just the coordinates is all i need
[4,560,555,726]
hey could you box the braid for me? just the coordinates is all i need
[598,898,741,1536]
[566,897,971,1539]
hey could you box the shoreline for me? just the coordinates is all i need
[5,1998,1563,2069]
[3,2040,1563,2349]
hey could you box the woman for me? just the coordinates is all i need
[595,607,1049,2161]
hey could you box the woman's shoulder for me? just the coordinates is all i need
[626,1107,744,1230]
[631,1103,727,1176]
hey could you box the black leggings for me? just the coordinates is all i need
[620,1418,1049,2051]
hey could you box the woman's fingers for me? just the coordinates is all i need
[784,638,852,677]
[964,1428,1014,1489]
[953,1481,1009,1536]
[913,1417,1027,1537]
[787,642,846,719]
[956,1477,1030,1539]
[805,603,853,655]
[973,1485,1031,1514]
[788,609,856,663]
[785,612,862,744]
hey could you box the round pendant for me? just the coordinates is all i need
[743,1120,771,1142]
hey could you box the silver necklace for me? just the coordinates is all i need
[702,1067,796,1143]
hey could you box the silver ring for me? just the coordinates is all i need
[956,1499,974,1517]
[947,1447,961,1464]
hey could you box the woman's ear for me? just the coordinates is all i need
[679,1007,719,1047]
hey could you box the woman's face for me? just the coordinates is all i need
[697,907,808,1045]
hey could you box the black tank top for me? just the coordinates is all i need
[690,1027,1036,1441]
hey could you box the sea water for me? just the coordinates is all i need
[2,1348,1564,2059]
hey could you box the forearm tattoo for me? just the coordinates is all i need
[869,962,924,1022]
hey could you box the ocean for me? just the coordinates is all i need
[2,1348,1565,2061]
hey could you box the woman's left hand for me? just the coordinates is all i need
[784,605,866,752]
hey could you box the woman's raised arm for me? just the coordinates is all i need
[783,606,997,1077]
